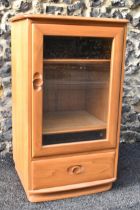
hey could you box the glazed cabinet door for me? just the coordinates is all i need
[32,22,125,157]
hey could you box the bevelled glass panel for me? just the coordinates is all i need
[42,36,112,146]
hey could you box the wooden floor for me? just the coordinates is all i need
[43,110,106,134]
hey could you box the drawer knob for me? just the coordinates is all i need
[33,72,43,91]
[68,165,84,175]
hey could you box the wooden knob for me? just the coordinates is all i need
[33,72,43,91]
[67,165,84,175]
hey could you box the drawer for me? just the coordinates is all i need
[31,151,115,190]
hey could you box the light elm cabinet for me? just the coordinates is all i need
[10,15,127,202]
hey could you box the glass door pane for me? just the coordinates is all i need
[42,36,112,146]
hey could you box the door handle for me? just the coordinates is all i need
[33,72,43,91]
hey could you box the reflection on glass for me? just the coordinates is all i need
[43,36,112,59]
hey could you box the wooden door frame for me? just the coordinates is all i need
[32,23,124,157]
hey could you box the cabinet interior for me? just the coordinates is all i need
[42,36,112,145]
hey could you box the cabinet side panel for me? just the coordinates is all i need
[11,20,31,191]
[114,25,127,178]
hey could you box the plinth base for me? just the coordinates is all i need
[27,183,113,203]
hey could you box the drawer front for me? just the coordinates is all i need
[31,151,115,190]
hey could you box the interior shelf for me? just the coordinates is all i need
[43,111,106,135]
[43,59,110,64]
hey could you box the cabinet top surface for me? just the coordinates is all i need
[10,14,128,24]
